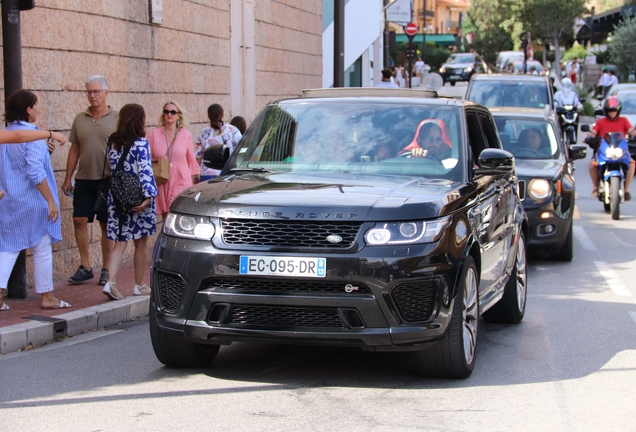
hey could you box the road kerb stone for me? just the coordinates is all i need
[53,309,98,336]
[127,296,150,321]
[23,320,55,347]
[0,324,27,354]
[83,303,128,329]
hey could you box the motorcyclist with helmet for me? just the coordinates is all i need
[586,95,636,200]
[554,78,583,143]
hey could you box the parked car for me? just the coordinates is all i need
[596,84,636,111]
[438,53,488,86]
[466,74,554,111]
[149,87,528,379]
[491,107,586,261]
[495,51,524,73]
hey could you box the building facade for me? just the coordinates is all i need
[1,0,322,283]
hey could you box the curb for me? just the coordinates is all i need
[0,296,149,354]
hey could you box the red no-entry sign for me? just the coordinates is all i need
[405,22,418,36]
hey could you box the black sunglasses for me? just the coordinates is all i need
[163,109,180,115]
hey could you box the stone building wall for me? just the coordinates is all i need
[0,0,322,284]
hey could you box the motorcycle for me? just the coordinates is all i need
[586,131,631,220]
[556,104,579,145]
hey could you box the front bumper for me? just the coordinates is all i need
[440,70,473,82]
[525,208,571,251]
[150,233,463,351]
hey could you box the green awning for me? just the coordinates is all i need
[396,34,457,46]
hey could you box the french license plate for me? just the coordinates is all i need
[239,256,326,277]
[450,75,460,80]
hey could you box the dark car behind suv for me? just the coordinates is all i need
[149,88,528,379]
[438,53,488,86]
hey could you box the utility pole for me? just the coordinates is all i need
[334,0,345,87]
[2,0,35,299]
[383,0,390,68]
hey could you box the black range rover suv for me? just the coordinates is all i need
[150,88,528,378]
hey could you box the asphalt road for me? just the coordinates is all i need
[1,87,635,432]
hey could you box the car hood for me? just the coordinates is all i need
[171,172,475,221]
[514,159,563,179]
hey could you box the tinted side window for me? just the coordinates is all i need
[479,114,502,149]
[466,112,486,159]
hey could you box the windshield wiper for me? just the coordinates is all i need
[229,167,278,174]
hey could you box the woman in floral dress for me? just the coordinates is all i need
[102,104,158,301]
[195,104,242,180]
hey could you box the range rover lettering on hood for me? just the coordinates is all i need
[218,209,359,219]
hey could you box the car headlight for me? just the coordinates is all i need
[439,67,446,73]
[163,213,215,240]
[606,147,624,160]
[527,179,552,200]
[364,217,450,245]
[464,66,473,72]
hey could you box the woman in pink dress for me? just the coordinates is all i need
[147,101,199,220]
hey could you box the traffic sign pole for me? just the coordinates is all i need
[404,23,418,88]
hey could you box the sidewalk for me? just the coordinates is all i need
[0,259,150,354]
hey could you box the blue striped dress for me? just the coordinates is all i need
[0,121,62,252]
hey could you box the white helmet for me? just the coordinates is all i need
[561,77,573,93]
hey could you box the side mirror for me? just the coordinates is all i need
[203,144,230,170]
[580,124,591,132]
[593,108,604,116]
[568,144,587,160]
[474,148,515,176]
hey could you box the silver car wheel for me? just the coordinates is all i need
[515,235,527,313]
[463,267,478,365]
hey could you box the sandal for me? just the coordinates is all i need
[41,299,71,309]
[591,189,599,198]
[0,302,9,311]
[626,192,632,201]
[103,282,124,301]
[133,284,151,296]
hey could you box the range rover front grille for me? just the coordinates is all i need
[204,277,371,295]
[221,219,361,248]
[157,272,187,314]
[391,280,438,323]
[230,305,343,328]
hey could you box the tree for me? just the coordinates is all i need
[516,0,588,85]
[465,0,516,65]
[609,14,636,78]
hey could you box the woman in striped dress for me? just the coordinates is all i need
[0,90,71,311]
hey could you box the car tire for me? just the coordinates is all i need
[149,302,220,368]
[551,221,573,262]
[610,176,620,220]
[417,255,479,379]
[450,81,456,87]
[483,232,527,324]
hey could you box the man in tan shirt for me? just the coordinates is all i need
[62,75,118,285]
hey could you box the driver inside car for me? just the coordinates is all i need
[517,127,550,157]
[399,119,452,161]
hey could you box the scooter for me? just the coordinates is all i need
[586,131,631,220]
[556,104,579,145]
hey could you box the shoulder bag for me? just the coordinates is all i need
[110,138,145,211]
[152,127,178,186]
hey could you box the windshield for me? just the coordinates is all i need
[467,81,549,108]
[227,100,465,180]
[447,54,474,64]
[603,132,625,147]
[619,94,636,114]
[493,117,561,159]
[512,62,545,74]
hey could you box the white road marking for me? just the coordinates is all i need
[574,226,597,250]
[594,261,631,297]
[630,312,636,325]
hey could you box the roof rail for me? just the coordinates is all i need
[301,87,439,99]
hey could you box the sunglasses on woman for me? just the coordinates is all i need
[163,110,180,115]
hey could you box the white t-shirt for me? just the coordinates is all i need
[415,60,424,73]
[195,123,242,177]
[609,75,619,86]
[376,81,399,88]
[599,72,611,87]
